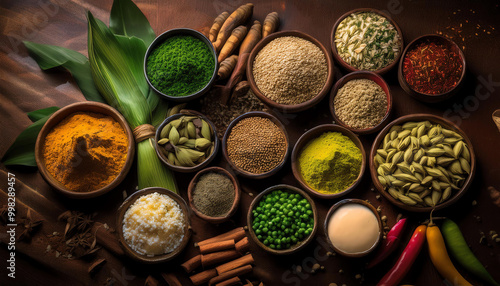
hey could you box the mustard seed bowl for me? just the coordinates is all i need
[222,111,290,179]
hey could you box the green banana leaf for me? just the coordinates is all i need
[23,41,104,103]
[27,106,59,122]
[1,112,55,167]
[110,0,156,47]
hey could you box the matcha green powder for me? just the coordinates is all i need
[147,35,215,97]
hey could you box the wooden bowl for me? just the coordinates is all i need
[369,114,476,212]
[247,184,318,255]
[329,71,393,135]
[116,187,191,264]
[187,167,240,224]
[155,110,219,173]
[324,199,382,257]
[222,111,290,179]
[291,124,366,199]
[144,28,218,103]
[398,35,466,103]
[246,30,335,113]
[331,8,404,75]
[35,102,135,199]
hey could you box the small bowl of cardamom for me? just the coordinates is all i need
[187,166,241,224]
[370,114,476,212]
[155,109,219,173]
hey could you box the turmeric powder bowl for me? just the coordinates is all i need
[291,124,366,199]
[35,102,134,199]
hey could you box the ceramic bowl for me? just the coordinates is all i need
[247,30,335,113]
[144,28,218,102]
[291,124,366,199]
[35,102,135,199]
[116,187,191,263]
[398,34,466,103]
[331,8,404,74]
[222,111,290,179]
[187,167,240,224]
[247,184,318,255]
[369,114,476,212]
[329,71,393,135]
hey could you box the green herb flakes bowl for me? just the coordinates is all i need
[144,28,218,102]
[331,8,404,75]
[247,184,318,255]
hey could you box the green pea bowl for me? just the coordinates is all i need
[144,28,218,102]
[247,184,318,255]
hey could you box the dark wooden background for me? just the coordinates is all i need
[1,0,500,285]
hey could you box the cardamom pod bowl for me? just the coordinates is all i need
[398,34,466,103]
[187,166,241,224]
[291,124,366,199]
[369,114,476,212]
[331,8,404,75]
[329,71,393,135]
[116,187,191,264]
[155,109,219,173]
[222,111,290,179]
[247,184,318,255]
[35,102,135,199]
[246,30,335,113]
[144,28,218,102]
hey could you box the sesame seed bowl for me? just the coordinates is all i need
[329,71,393,135]
[246,30,335,113]
[222,111,290,179]
[116,187,191,264]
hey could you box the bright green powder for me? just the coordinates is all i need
[146,35,215,97]
[298,132,362,194]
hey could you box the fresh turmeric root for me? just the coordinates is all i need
[262,12,279,38]
[213,3,253,52]
[239,20,262,55]
[217,55,238,81]
[218,26,247,63]
[209,11,229,43]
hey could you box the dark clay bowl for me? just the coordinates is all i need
[247,30,335,113]
[398,34,466,103]
[155,109,219,173]
[187,166,241,224]
[35,102,135,199]
[324,199,382,257]
[331,8,404,75]
[329,71,393,135]
[144,28,218,102]
[247,184,318,255]
[116,187,191,264]
[369,114,476,212]
[222,111,290,179]
[291,124,366,199]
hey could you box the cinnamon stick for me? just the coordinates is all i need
[161,272,182,286]
[190,268,218,286]
[181,254,202,273]
[92,222,124,257]
[216,254,254,274]
[197,227,246,247]
[216,276,241,286]
[235,237,250,254]
[201,250,241,268]
[200,239,235,254]
[209,265,253,285]
[145,275,159,286]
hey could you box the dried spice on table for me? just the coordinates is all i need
[403,40,463,95]
[18,209,43,242]
[57,210,100,259]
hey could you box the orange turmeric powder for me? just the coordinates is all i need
[42,112,128,192]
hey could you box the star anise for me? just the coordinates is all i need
[18,209,43,242]
[76,213,94,232]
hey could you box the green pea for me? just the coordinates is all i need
[270,244,276,249]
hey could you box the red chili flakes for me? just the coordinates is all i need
[403,40,463,95]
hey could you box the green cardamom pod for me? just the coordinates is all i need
[411,162,426,174]
[377,149,388,158]
[398,193,417,205]
[160,123,172,139]
[169,118,183,129]
[431,180,441,191]
[402,121,418,130]
[375,154,385,166]
[398,130,411,140]
[404,148,413,164]
[449,160,463,174]
[453,141,464,158]
[419,189,431,199]
[390,130,398,140]
[441,187,452,203]
[431,191,442,206]
[419,156,428,166]
[157,138,170,145]
[437,157,455,166]
[391,138,400,149]
[392,151,404,165]
[430,134,444,145]
[413,149,424,162]
[424,196,435,207]
[391,180,406,187]
[459,158,471,174]
[386,149,397,163]
[388,188,399,199]
[195,138,212,151]
[411,126,418,137]
[201,120,212,140]
[393,173,420,183]
[420,135,431,147]
[428,126,440,138]
[178,137,188,145]
[397,162,412,174]
[443,137,461,145]
[167,152,176,165]
[408,192,424,203]
[187,122,197,139]
[383,133,391,149]
[414,172,423,182]
[169,126,180,145]
[427,157,437,167]
[461,145,471,162]
[417,124,426,138]
[426,148,446,157]
[378,176,388,187]
[421,176,433,186]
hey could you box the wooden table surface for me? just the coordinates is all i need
[1,0,500,285]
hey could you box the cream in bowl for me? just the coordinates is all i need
[324,199,382,257]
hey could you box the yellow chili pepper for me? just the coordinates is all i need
[427,217,472,286]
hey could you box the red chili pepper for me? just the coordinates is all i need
[366,218,407,269]
[377,224,427,286]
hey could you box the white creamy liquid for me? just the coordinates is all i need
[327,203,380,254]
